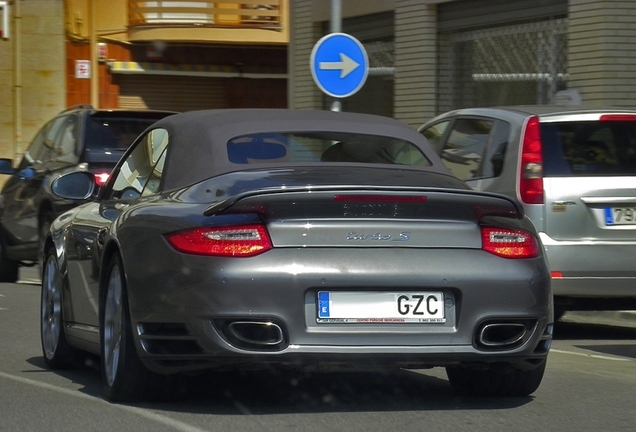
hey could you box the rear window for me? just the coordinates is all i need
[541,120,636,176]
[226,132,431,167]
[84,115,167,151]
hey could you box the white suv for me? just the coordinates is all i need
[419,106,636,317]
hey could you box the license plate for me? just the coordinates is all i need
[317,291,445,323]
[605,207,636,225]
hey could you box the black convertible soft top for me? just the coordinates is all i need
[146,109,449,191]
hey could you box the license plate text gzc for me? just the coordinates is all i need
[317,291,446,323]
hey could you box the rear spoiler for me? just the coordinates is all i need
[203,185,524,219]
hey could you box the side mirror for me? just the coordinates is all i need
[0,158,14,175]
[51,171,96,200]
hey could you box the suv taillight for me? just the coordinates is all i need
[518,116,543,204]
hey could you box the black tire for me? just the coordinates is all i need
[100,253,187,403]
[41,247,78,369]
[446,360,546,397]
[0,233,19,283]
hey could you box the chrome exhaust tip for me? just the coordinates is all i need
[226,321,285,347]
[478,322,527,347]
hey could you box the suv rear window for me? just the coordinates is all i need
[541,120,636,176]
[84,116,165,151]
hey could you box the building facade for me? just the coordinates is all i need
[290,0,636,128]
[0,0,289,165]
[2,0,636,167]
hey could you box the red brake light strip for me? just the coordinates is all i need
[334,195,427,203]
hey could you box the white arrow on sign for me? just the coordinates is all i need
[319,53,360,78]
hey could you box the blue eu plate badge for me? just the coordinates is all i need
[318,292,330,318]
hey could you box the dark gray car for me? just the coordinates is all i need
[0,105,175,281]
[419,105,636,317]
[41,109,552,402]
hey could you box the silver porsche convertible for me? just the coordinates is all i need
[40,109,552,402]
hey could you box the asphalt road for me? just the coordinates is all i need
[1,270,636,432]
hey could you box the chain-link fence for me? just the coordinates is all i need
[438,18,568,112]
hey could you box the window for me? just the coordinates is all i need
[22,117,66,168]
[84,115,162,151]
[421,121,451,153]
[111,128,170,199]
[227,132,431,167]
[142,1,212,25]
[541,121,636,177]
[482,120,510,178]
[141,129,169,196]
[21,126,48,169]
[43,117,68,159]
[56,115,80,164]
[439,118,494,181]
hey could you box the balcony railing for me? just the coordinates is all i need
[129,1,282,30]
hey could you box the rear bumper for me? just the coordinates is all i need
[139,344,552,375]
[539,232,636,299]
[551,277,636,298]
[124,247,552,375]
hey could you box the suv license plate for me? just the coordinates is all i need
[605,207,636,225]
[317,291,445,323]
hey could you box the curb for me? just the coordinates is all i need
[561,310,636,328]
[565,310,636,320]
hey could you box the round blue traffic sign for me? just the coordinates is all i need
[310,33,369,98]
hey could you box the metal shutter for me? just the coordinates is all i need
[116,75,225,112]
[438,0,567,31]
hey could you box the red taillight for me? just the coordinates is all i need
[551,271,563,279]
[334,195,427,203]
[600,114,636,122]
[481,226,539,258]
[94,172,110,187]
[519,116,543,204]
[165,224,272,257]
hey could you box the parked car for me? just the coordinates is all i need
[41,109,551,402]
[0,105,175,281]
[418,105,636,317]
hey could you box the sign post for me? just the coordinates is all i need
[310,32,369,104]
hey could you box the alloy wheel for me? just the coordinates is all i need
[103,264,124,387]
[41,255,62,359]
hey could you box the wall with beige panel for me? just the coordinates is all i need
[288,0,322,109]
[568,0,636,107]
[0,0,65,167]
[394,0,437,128]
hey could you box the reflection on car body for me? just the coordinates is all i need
[40,109,552,403]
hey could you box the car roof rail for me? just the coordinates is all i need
[62,104,94,113]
